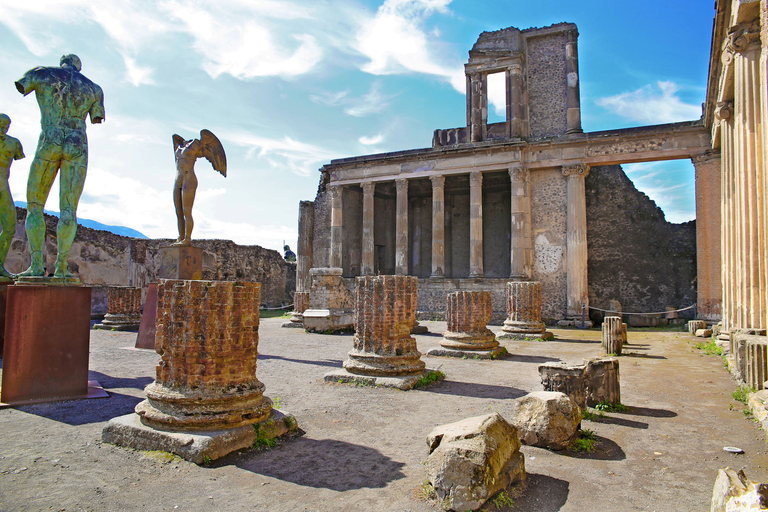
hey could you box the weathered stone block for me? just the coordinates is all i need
[499,281,553,340]
[602,316,623,355]
[688,319,707,335]
[711,467,768,512]
[584,358,620,407]
[511,391,581,450]
[538,363,587,409]
[303,268,354,333]
[425,413,525,512]
[696,328,713,337]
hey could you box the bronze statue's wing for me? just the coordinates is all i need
[199,129,227,177]
[172,134,186,151]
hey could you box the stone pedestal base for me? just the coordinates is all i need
[426,346,507,360]
[94,314,142,331]
[159,246,203,280]
[102,408,297,464]
[281,317,305,328]
[324,368,438,390]
[303,309,354,333]
[0,285,101,405]
[497,330,554,341]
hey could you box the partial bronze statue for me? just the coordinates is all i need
[171,130,226,246]
[15,54,104,280]
[0,114,25,281]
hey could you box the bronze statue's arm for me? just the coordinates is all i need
[89,85,105,124]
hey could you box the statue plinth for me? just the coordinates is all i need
[159,246,203,280]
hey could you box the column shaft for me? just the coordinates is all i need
[507,64,527,138]
[692,152,722,321]
[430,175,445,278]
[562,164,590,318]
[329,185,343,269]
[395,179,408,275]
[565,29,583,135]
[468,73,487,142]
[361,182,375,275]
[509,167,532,279]
[296,200,315,293]
[469,172,483,278]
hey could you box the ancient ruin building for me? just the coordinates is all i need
[298,23,712,322]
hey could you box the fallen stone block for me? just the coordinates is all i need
[711,467,768,512]
[511,391,581,450]
[688,319,706,335]
[696,328,713,338]
[584,357,620,407]
[425,413,525,512]
[538,363,587,409]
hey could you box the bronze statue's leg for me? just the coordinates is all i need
[19,150,60,277]
[54,158,87,278]
[0,182,16,278]
[181,174,197,244]
[173,180,185,242]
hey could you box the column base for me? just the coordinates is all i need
[343,348,425,377]
[94,313,142,331]
[102,408,298,465]
[426,346,507,360]
[411,320,429,334]
[557,318,594,328]
[324,368,439,391]
[440,330,498,350]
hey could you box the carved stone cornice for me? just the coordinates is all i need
[429,175,445,188]
[725,20,761,54]
[691,149,721,165]
[509,167,529,182]
[395,178,407,192]
[715,101,733,121]
[362,182,375,195]
[561,163,590,178]
[469,171,483,187]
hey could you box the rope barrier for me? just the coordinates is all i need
[260,304,294,311]
[588,304,696,316]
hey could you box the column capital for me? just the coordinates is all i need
[362,181,375,194]
[715,101,733,121]
[430,175,445,188]
[328,183,340,197]
[726,20,761,54]
[509,167,529,182]
[395,178,407,192]
[562,163,590,178]
[469,171,483,187]
[691,149,722,166]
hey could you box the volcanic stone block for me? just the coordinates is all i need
[498,281,553,340]
[94,286,142,331]
[303,268,354,333]
[512,391,581,450]
[602,316,623,355]
[428,291,503,359]
[539,362,587,409]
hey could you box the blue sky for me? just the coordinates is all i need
[0,0,713,251]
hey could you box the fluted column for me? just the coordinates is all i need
[361,182,375,275]
[469,171,483,278]
[395,179,408,275]
[565,29,583,135]
[296,200,315,294]
[329,185,343,269]
[468,72,487,142]
[718,102,735,333]
[562,164,590,320]
[430,175,445,278]
[441,291,497,350]
[509,167,532,279]
[692,151,722,322]
[498,280,552,340]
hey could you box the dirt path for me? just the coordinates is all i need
[1,320,766,511]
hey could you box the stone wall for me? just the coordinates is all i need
[585,165,697,322]
[6,208,291,313]
[526,29,568,138]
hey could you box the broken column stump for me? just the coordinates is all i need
[498,281,553,340]
[602,316,623,355]
[539,357,620,409]
[688,319,707,335]
[538,363,587,409]
[94,286,142,331]
[282,291,309,328]
[746,337,768,391]
[103,279,297,464]
[427,291,504,359]
[302,268,355,333]
[324,275,431,390]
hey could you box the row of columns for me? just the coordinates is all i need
[327,164,591,317]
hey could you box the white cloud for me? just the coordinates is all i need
[196,187,226,202]
[312,82,393,117]
[596,81,702,124]
[487,72,506,117]
[359,134,384,145]
[622,161,695,223]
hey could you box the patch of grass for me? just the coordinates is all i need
[259,309,292,319]
[419,480,436,501]
[743,409,754,419]
[272,397,282,410]
[489,347,508,360]
[595,401,627,413]
[582,408,605,421]
[693,338,724,356]
[252,424,278,450]
[492,490,515,509]
[732,386,755,404]
[571,429,596,453]
[201,455,212,466]
[414,370,446,389]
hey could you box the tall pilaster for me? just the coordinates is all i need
[468,73,488,142]
[430,175,446,278]
[395,178,408,275]
[329,185,343,269]
[469,171,484,278]
[361,182,375,275]
[296,200,314,294]
[506,61,527,138]
[692,151,722,322]
[509,167,532,279]
[718,102,735,333]
[565,29,583,135]
[562,164,590,320]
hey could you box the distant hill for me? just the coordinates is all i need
[14,201,148,239]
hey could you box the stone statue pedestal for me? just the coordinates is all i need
[159,246,203,280]
[0,284,8,356]
[0,285,107,406]
[135,283,158,349]
[303,268,354,333]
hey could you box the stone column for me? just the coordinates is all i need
[565,29,583,135]
[506,62,527,138]
[692,151,722,322]
[562,164,590,324]
[509,167,532,279]
[94,286,142,330]
[395,179,408,275]
[428,291,502,358]
[468,72,488,142]
[329,185,343,269]
[718,102,735,334]
[602,316,623,356]
[469,171,484,278]
[498,281,552,340]
[430,175,446,278]
[361,182,375,276]
[327,275,426,390]
[286,200,315,328]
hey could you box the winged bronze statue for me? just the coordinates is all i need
[171,129,227,246]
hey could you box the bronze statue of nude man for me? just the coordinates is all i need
[0,114,25,280]
[15,54,104,279]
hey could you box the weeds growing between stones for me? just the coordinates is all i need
[414,370,445,389]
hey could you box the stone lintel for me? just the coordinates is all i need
[102,409,298,465]
[323,368,440,391]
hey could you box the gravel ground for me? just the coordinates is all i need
[1,318,767,512]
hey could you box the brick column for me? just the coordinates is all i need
[329,185,343,269]
[562,164,590,323]
[509,167,532,279]
[395,179,408,275]
[499,280,552,340]
[565,28,583,135]
[361,181,375,275]
[95,286,142,330]
[469,171,484,278]
[135,280,272,430]
[691,151,722,322]
[430,175,445,278]
[438,291,498,352]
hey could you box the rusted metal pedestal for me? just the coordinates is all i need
[135,283,158,349]
[0,285,106,406]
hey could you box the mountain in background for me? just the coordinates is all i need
[14,201,148,239]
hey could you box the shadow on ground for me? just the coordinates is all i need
[420,380,527,400]
[559,435,626,461]
[499,473,570,511]
[624,405,677,418]
[233,437,406,491]
[588,415,649,429]
[258,354,343,368]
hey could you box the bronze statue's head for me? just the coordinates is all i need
[60,54,82,72]
[0,114,9,136]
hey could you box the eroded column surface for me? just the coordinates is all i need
[342,275,425,377]
[136,280,272,430]
[507,63,527,138]
[692,151,722,322]
[469,171,484,278]
[440,291,497,350]
[602,316,623,356]
[95,286,142,329]
[564,28,583,135]
[362,182,375,276]
[509,167,532,279]
[395,179,408,275]
[329,185,343,269]
[562,164,590,323]
[296,200,315,294]
[499,281,551,339]
[431,175,445,278]
[468,72,487,143]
